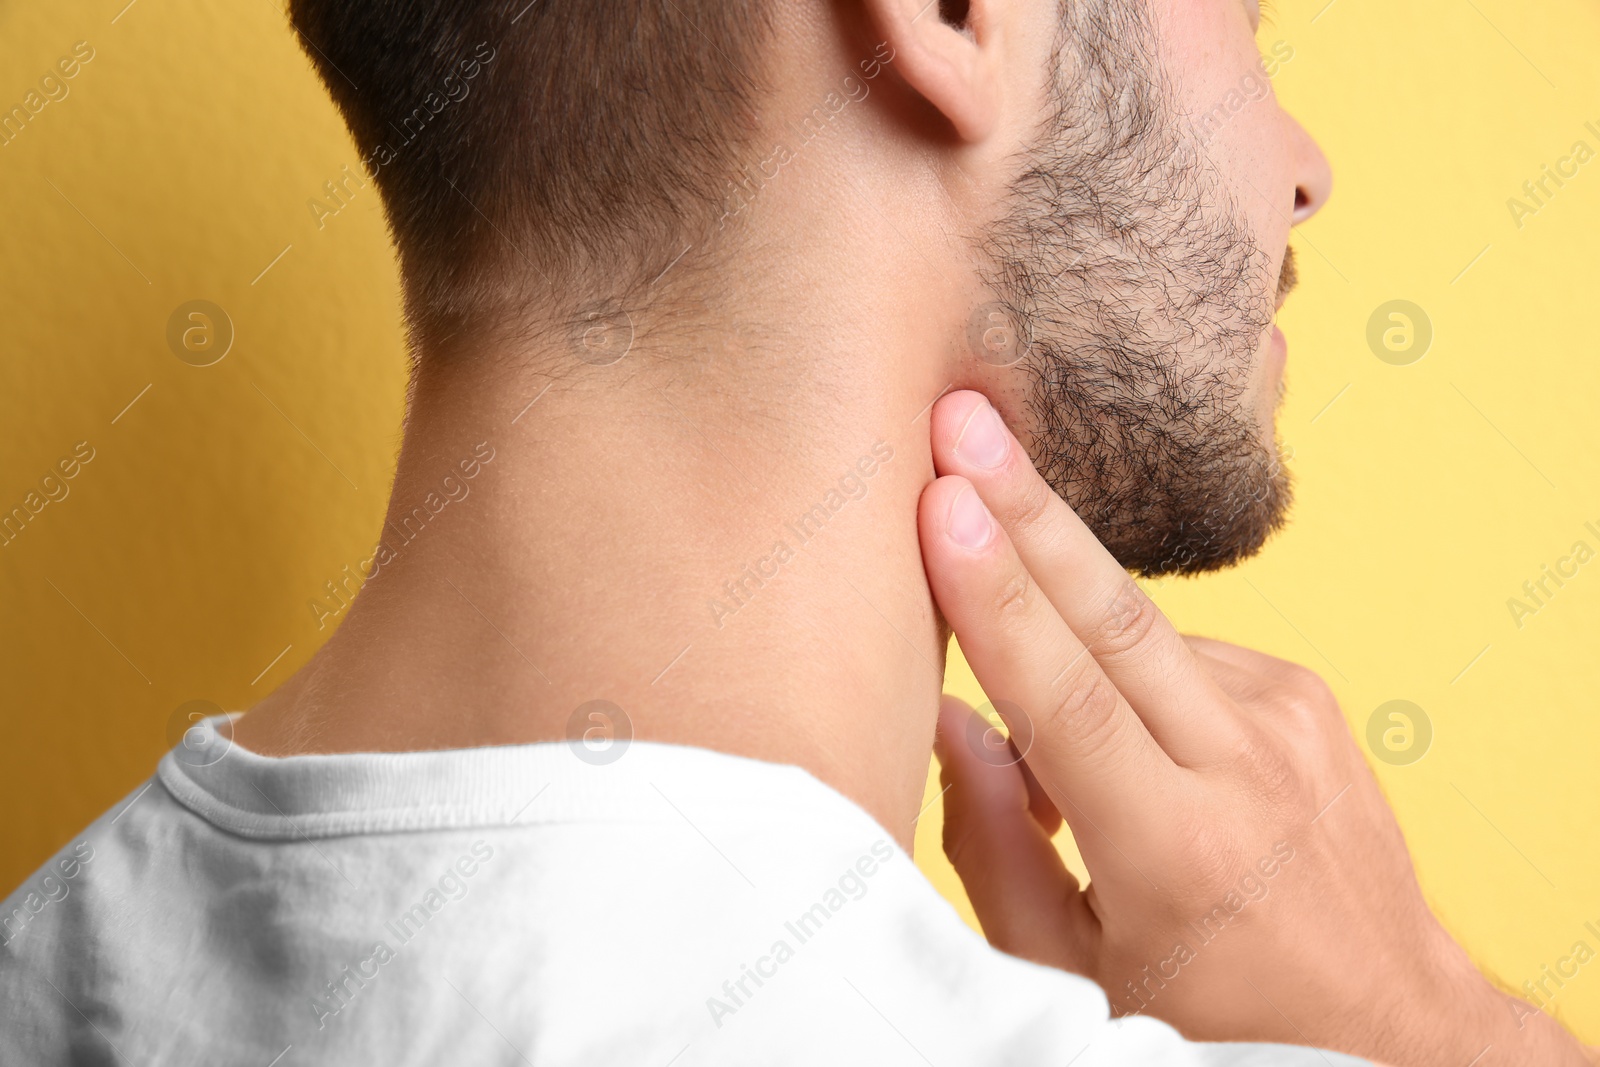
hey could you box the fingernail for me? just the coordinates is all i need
[954,399,1009,469]
[947,486,994,550]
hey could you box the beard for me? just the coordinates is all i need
[982,0,1293,578]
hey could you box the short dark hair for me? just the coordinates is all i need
[288,1,773,346]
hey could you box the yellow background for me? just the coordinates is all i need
[2,0,1596,1042]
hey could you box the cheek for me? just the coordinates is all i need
[988,378,1036,451]
[1159,0,1296,248]
[1217,104,1297,256]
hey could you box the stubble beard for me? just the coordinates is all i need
[984,0,1291,578]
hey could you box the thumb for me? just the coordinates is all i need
[935,695,1100,976]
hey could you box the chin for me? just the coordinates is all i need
[1095,444,1293,579]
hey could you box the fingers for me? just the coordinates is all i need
[919,472,1174,837]
[929,390,1243,768]
[1018,749,1063,837]
[1184,634,1313,682]
[934,696,1097,974]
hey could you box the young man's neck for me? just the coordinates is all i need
[235,269,970,847]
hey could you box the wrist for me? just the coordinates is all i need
[1472,985,1600,1067]
[1469,984,1592,1067]
[1379,937,1590,1067]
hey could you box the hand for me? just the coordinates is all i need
[917,390,1590,1066]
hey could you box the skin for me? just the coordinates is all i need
[232,0,1592,1061]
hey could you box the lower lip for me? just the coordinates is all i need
[1270,324,1287,371]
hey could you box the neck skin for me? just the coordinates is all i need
[234,168,1007,852]
[233,7,1040,848]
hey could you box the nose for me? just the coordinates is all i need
[1288,116,1332,225]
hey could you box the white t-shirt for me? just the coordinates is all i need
[0,718,1363,1066]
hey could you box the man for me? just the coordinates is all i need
[0,0,1590,1064]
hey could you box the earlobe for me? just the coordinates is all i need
[862,0,1000,142]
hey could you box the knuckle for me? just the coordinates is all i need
[1282,659,1332,695]
[1007,472,1057,537]
[989,568,1035,622]
[1272,664,1339,725]
[1040,663,1122,754]
[1181,634,1225,657]
[1084,579,1161,657]
[1228,727,1310,809]
[1256,746,1305,807]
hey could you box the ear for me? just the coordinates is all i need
[862,0,1000,142]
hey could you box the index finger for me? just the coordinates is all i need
[931,390,1243,768]
[919,472,1176,841]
